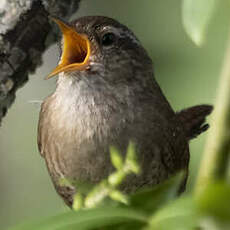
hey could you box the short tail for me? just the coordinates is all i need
[176,105,213,141]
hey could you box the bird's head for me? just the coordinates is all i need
[48,16,153,83]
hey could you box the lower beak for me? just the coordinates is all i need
[47,18,91,79]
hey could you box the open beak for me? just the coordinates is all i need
[47,17,91,79]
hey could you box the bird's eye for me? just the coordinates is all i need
[101,33,116,47]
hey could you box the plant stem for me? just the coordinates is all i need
[195,29,230,195]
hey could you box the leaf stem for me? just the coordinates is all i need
[195,29,230,195]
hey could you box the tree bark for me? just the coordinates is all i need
[0,0,80,123]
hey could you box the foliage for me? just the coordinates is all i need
[182,0,218,46]
[8,179,230,230]
[60,142,140,210]
[8,146,230,230]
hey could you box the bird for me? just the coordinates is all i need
[37,16,212,207]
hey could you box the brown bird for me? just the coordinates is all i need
[37,16,212,207]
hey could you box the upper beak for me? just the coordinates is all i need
[47,17,91,79]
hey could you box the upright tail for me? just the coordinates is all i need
[176,105,213,141]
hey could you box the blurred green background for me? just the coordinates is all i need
[0,0,229,229]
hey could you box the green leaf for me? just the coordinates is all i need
[196,181,230,222]
[110,146,124,170]
[8,207,147,230]
[182,0,217,46]
[148,196,198,230]
[108,171,126,186]
[125,142,140,174]
[126,141,136,162]
[59,178,93,194]
[84,181,109,208]
[73,193,83,211]
[101,221,144,230]
[109,190,129,205]
[129,172,184,213]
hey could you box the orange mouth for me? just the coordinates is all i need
[47,18,91,79]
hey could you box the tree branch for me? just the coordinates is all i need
[0,0,80,123]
